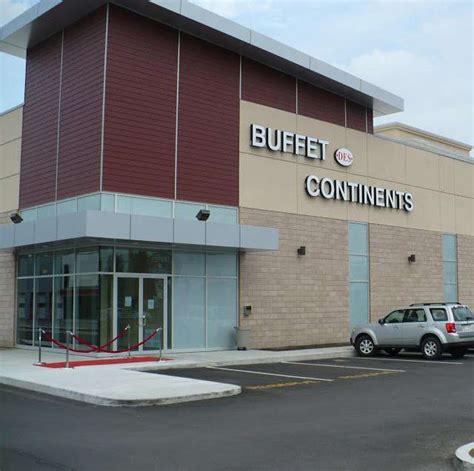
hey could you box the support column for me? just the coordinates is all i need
[0,248,15,347]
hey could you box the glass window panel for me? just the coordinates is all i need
[116,248,171,274]
[132,197,172,218]
[76,247,98,273]
[207,278,237,348]
[349,282,368,330]
[75,274,113,348]
[444,284,458,303]
[208,206,238,224]
[99,247,114,272]
[174,202,205,220]
[442,234,457,261]
[16,278,34,346]
[174,252,205,276]
[207,253,237,277]
[78,194,101,211]
[349,223,368,255]
[21,209,37,222]
[35,277,53,346]
[117,196,132,214]
[101,194,115,212]
[54,250,75,275]
[56,199,77,216]
[35,252,54,276]
[53,276,74,344]
[443,261,457,284]
[18,254,34,277]
[173,277,205,349]
[349,255,369,282]
[37,204,56,219]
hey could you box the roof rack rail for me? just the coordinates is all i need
[409,302,461,306]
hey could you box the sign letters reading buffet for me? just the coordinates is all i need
[250,123,414,213]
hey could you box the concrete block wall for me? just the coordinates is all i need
[0,212,15,347]
[458,235,474,308]
[239,208,349,349]
[369,224,444,320]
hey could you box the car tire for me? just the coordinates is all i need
[450,347,467,359]
[383,348,401,356]
[355,334,376,357]
[421,336,443,360]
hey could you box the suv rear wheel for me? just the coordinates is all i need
[355,334,376,357]
[421,336,442,360]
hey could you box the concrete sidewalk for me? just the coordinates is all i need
[0,346,354,406]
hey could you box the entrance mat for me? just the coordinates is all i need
[38,356,173,368]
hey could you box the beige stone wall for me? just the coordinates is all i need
[369,224,443,321]
[0,106,21,348]
[458,235,474,308]
[239,208,349,348]
[240,100,474,237]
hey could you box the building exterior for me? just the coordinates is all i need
[0,0,472,352]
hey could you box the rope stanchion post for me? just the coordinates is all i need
[126,324,131,358]
[157,327,163,361]
[34,328,46,366]
[65,331,73,369]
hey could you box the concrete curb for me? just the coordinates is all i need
[454,443,474,470]
[0,375,241,407]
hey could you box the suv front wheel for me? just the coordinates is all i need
[421,336,442,360]
[355,334,376,357]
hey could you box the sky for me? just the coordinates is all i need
[1,0,473,149]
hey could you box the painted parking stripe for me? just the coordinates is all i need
[350,357,464,365]
[206,366,334,382]
[282,361,405,373]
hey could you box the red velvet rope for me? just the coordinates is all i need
[42,328,160,354]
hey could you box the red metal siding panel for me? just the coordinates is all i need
[177,34,240,206]
[56,8,105,199]
[367,107,374,134]
[298,81,345,127]
[102,6,177,198]
[19,34,62,208]
[346,100,367,133]
[242,58,296,113]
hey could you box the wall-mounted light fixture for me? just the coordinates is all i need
[196,209,210,221]
[243,305,252,317]
[10,212,23,224]
[297,246,306,256]
[408,254,416,263]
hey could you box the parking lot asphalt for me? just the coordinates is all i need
[1,353,473,471]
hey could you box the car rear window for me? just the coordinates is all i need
[452,306,474,322]
[430,308,448,321]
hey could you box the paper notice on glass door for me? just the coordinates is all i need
[125,296,132,307]
[147,299,155,310]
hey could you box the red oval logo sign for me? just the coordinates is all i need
[334,148,354,167]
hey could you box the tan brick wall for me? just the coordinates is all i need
[0,212,15,347]
[239,208,349,348]
[458,235,474,308]
[369,224,443,321]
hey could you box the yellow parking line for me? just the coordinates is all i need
[338,371,400,380]
[246,380,319,390]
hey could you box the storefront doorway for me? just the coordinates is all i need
[115,275,167,352]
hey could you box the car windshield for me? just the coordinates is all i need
[452,306,474,322]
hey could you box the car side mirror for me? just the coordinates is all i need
[378,319,384,325]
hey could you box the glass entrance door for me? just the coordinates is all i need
[116,275,166,351]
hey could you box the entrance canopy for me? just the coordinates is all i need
[0,210,279,252]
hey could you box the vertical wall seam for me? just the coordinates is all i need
[295,79,298,114]
[54,30,65,202]
[344,98,347,128]
[174,31,181,200]
[100,3,110,192]
[239,55,242,100]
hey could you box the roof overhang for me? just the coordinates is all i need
[0,211,279,252]
[0,0,404,116]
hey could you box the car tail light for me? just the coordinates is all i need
[445,322,456,333]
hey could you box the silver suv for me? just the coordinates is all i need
[350,303,474,360]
